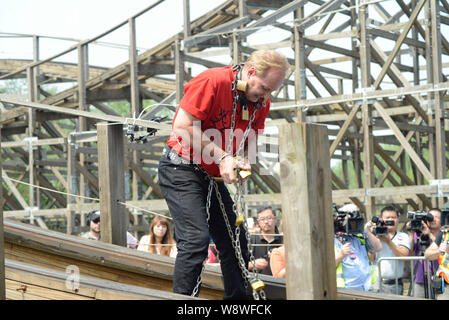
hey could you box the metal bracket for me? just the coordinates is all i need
[355,87,375,105]
[430,179,449,197]
[27,206,38,220]
[23,137,38,151]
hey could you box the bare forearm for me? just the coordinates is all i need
[425,244,440,260]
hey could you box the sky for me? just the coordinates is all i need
[0,0,228,67]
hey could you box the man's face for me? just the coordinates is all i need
[245,66,285,103]
[381,210,398,231]
[428,210,441,229]
[90,217,101,233]
[257,209,277,233]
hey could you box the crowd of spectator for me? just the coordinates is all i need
[79,203,449,299]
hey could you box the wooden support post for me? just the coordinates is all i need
[27,67,38,225]
[174,39,184,104]
[294,14,307,123]
[66,136,77,235]
[0,128,5,300]
[183,0,191,43]
[129,17,142,205]
[78,44,89,223]
[97,123,127,247]
[359,1,375,220]
[430,0,447,207]
[279,123,336,299]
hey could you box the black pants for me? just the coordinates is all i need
[158,147,249,299]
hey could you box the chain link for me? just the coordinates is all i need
[190,64,266,299]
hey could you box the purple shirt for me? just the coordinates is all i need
[413,233,439,284]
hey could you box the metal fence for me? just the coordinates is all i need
[376,256,435,298]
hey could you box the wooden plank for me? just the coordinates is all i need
[0,130,5,300]
[279,123,336,299]
[5,260,200,300]
[2,219,228,299]
[97,123,127,247]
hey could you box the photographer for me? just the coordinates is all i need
[407,208,441,298]
[334,204,382,291]
[424,211,449,300]
[373,205,411,295]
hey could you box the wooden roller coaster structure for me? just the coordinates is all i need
[0,0,448,299]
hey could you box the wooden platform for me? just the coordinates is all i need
[3,219,285,300]
[3,219,425,300]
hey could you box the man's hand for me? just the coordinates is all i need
[364,221,375,234]
[377,234,390,243]
[253,258,269,270]
[219,155,251,184]
[339,242,352,257]
[439,242,448,254]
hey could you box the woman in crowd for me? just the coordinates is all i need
[138,216,177,258]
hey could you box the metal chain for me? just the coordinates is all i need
[191,178,214,297]
[189,64,266,299]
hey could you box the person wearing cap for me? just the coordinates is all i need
[80,210,138,248]
[81,210,101,240]
[334,203,382,291]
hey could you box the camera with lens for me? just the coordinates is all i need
[333,205,365,235]
[371,216,394,236]
[441,210,449,228]
[407,211,434,231]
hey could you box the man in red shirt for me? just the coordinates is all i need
[158,50,288,299]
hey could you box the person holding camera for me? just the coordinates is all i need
[407,208,441,298]
[372,205,411,295]
[424,212,449,300]
[334,204,382,291]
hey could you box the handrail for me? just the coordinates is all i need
[376,256,435,298]
[0,0,165,81]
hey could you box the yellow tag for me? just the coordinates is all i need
[238,170,251,181]
[242,108,249,121]
[235,214,244,227]
[251,280,265,291]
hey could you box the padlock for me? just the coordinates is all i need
[238,170,251,181]
[235,214,244,227]
[236,80,247,92]
[250,279,265,291]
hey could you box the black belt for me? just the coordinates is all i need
[163,146,193,165]
[382,278,403,285]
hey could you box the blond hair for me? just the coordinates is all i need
[244,50,289,76]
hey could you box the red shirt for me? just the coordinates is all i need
[166,66,270,176]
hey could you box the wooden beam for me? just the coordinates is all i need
[279,123,336,299]
[0,129,5,300]
[97,123,127,247]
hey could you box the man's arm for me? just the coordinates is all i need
[424,242,441,261]
[378,235,410,257]
[173,108,249,183]
[364,221,383,252]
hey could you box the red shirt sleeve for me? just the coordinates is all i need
[179,74,216,121]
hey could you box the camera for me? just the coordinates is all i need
[407,211,434,231]
[371,216,394,236]
[441,210,449,227]
[333,205,365,235]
